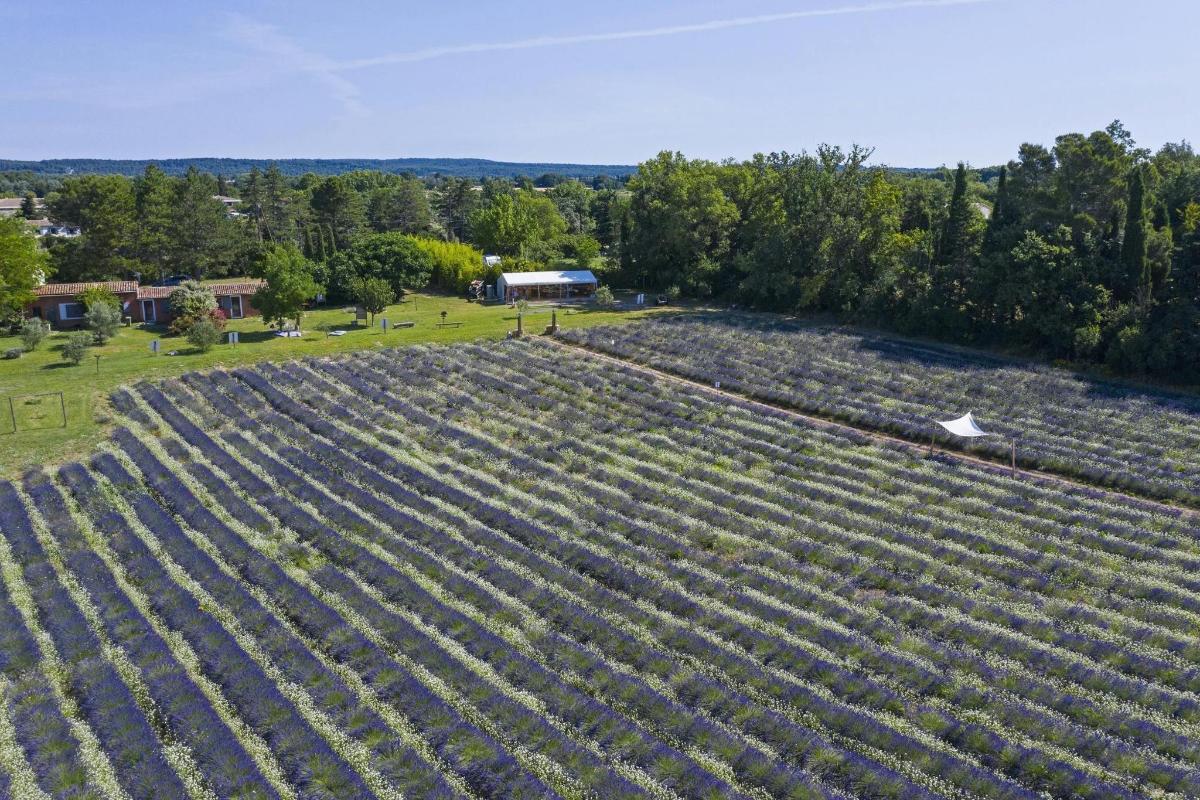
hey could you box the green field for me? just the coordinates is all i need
[0,293,657,477]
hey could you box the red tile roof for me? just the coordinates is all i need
[33,281,138,298]
[136,280,265,300]
[211,280,265,296]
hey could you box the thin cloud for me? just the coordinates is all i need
[332,0,992,71]
[224,13,366,116]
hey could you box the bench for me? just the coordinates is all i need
[394,320,416,329]
[435,322,463,328]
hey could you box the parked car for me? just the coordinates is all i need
[155,274,194,287]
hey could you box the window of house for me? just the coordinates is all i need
[59,302,85,320]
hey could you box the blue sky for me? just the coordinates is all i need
[2,0,1196,167]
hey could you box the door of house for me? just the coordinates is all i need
[228,295,244,319]
[141,299,156,323]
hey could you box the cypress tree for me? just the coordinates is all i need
[940,163,973,266]
[1120,167,1149,300]
[982,166,1008,252]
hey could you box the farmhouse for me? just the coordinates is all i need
[496,269,598,303]
[212,195,242,218]
[25,218,81,237]
[28,280,264,328]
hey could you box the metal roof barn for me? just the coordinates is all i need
[497,270,598,302]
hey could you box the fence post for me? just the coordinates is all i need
[59,392,67,428]
[7,397,14,435]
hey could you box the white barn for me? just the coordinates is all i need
[497,270,598,303]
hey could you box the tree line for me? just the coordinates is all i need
[5,120,1199,382]
[615,121,1200,383]
[21,164,624,298]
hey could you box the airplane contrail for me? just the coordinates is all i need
[331,0,992,71]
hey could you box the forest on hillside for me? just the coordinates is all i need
[0,157,638,181]
[3,120,1198,382]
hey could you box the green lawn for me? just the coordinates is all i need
[0,292,660,478]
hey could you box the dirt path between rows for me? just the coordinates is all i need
[545,336,1197,521]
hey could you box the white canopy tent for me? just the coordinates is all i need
[931,411,1019,476]
[937,412,991,438]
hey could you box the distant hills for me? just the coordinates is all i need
[0,157,639,180]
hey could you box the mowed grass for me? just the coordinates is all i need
[0,292,661,477]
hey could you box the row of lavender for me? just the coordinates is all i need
[3,336,1199,798]
[558,315,1200,503]
[336,344,1200,795]
[111,340,1200,798]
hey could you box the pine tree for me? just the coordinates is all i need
[134,164,177,281]
[1119,167,1149,301]
[263,163,292,244]
[242,167,264,240]
[19,192,38,219]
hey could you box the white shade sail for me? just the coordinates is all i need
[937,412,991,438]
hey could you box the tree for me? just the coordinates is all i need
[333,233,434,300]
[548,180,594,234]
[134,164,178,281]
[262,163,295,244]
[573,235,601,269]
[939,163,978,265]
[0,216,49,325]
[469,191,567,257]
[309,176,365,253]
[251,245,321,331]
[20,192,38,219]
[437,178,480,242]
[350,276,394,325]
[173,166,236,279]
[20,318,46,351]
[62,331,92,365]
[186,317,221,352]
[1119,167,1149,302]
[46,174,137,282]
[1003,227,1106,356]
[626,151,739,296]
[367,179,432,234]
[594,285,615,308]
[241,166,264,239]
[85,301,121,344]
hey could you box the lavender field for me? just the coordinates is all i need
[560,315,1200,504]
[2,339,1200,799]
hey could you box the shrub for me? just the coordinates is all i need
[4,347,22,359]
[172,307,226,337]
[186,318,222,352]
[85,302,121,344]
[595,286,615,308]
[61,331,91,365]
[417,238,487,294]
[1073,325,1101,359]
[168,282,219,335]
[20,318,47,351]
